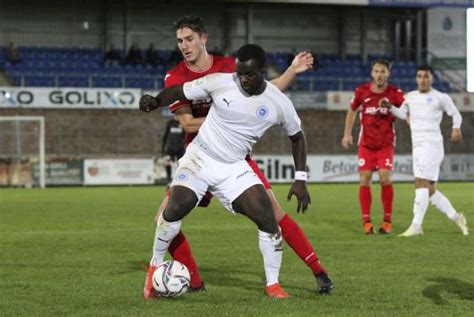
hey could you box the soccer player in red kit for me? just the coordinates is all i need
[143,15,333,299]
[341,59,404,235]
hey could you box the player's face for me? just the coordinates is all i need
[236,58,265,95]
[416,70,433,93]
[176,27,208,64]
[371,63,390,88]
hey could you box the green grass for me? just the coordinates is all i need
[1,183,473,316]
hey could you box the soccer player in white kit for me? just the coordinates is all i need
[139,44,312,298]
[381,65,468,237]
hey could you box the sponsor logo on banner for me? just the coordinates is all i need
[84,159,154,185]
[0,87,141,109]
[253,154,474,183]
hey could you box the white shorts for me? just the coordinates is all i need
[171,143,263,212]
[412,142,444,181]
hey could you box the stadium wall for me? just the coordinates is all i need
[1,108,472,158]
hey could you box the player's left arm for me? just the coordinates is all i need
[287,131,311,213]
[441,94,463,143]
[270,52,314,92]
[279,97,311,212]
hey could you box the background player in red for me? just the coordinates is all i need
[143,15,333,299]
[341,59,404,235]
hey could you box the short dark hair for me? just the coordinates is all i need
[236,44,266,68]
[416,64,434,75]
[173,16,207,35]
[371,59,392,71]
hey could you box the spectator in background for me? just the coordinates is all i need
[124,44,143,66]
[169,47,182,66]
[6,42,21,64]
[103,44,122,66]
[161,116,185,184]
[145,43,162,67]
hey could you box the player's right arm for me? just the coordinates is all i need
[139,75,215,113]
[139,85,186,112]
[341,88,362,149]
[341,108,357,149]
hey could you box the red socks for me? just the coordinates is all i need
[381,184,393,222]
[168,230,203,289]
[279,213,326,274]
[359,185,372,223]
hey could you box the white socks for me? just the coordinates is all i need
[150,215,182,267]
[429,190,458,221]
[412,188,430,228]
[258,229,283,286]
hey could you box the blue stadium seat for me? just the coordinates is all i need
[125,77,155,89]
[93,76,122,88]
[24,75,56,87]
[58,76,90,87]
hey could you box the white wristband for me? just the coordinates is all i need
[295,171,308,181]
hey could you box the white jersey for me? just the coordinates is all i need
[389,88,462,145]
[183,73,302,163]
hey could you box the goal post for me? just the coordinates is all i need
[0,116,45,188]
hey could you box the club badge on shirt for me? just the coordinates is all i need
[256,105,269,119]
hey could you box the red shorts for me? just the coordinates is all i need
[358,146,394,171]
[166,156,271,208]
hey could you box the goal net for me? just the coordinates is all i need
[0,116,45,188]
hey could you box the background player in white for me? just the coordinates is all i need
[139,44,314,298]
[381,64,468,237]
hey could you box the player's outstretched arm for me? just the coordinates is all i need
[286,131,311,213]
[270,52,314,92]
[139,84,186,113]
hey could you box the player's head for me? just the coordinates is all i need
[416,64,434,93]
[235,44,267,95]
[173,16,208,64]
[370,59,391,88]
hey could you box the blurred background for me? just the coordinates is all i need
[0,0,473,187]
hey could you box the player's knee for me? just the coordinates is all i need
[163,198,196,222]
[380,177,391,186]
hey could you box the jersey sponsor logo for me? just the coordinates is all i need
[175,171,189,181]
[256,105,269,119]
[223,97,233,107]
[364,106,389,115]
[427,96,433,103]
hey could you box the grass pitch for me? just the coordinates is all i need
[1,183,473,316]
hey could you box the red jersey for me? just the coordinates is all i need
[164,55,236,144]
[350,83,405,150]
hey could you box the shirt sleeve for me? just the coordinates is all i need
[183,74,221,101]
[392,88,405,107]
[349,87,361,111]
[280,98,302,136]
[165,72,190,113]
[389,96,409,120]
[441,93,462,129]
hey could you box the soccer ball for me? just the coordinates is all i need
[152,260,191,298]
